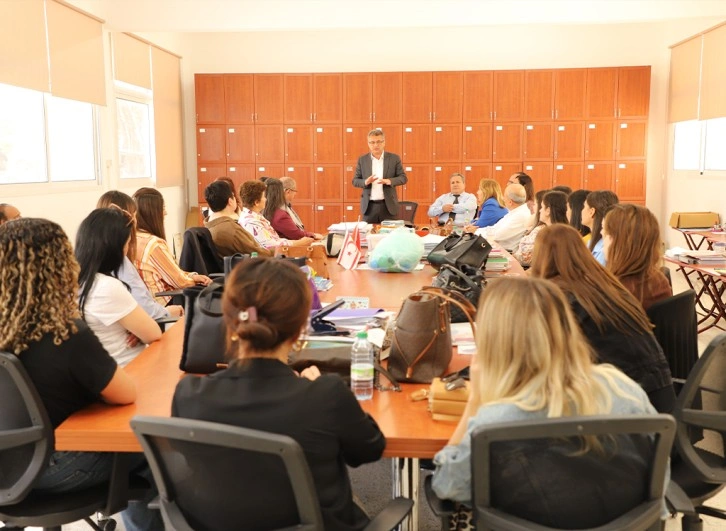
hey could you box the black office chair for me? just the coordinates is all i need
[131,416,413,531]
[425,414,676,530]
[179,227,224,276]
[667,333,726,531]
[647,289,698,385]
[396,201,418,227]
[0,352,143,531]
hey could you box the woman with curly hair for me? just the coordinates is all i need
[0,218,163,530]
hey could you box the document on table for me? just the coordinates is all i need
[451,322,476,355]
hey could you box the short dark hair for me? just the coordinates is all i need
[205,181,234,212]
[239,180,267,209]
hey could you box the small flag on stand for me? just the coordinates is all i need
[337,217,362,270]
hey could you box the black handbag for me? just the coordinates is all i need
[432,264,486,322]
[180,280,228,374]
[427,232,492,272]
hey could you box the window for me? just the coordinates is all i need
[115,82,154,180]
[0,82,98,185]
[673,118,726,172]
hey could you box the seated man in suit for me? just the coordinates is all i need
[352,129,407,224]
[427,172,477,226]
[204,181,271,258]
[0,203,21,225]
[466,183,531,251]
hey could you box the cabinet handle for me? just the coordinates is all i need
[493,111,497,120]
[370,112,373,122]
[251,113,254,121]
[433,112,437,121]
[555,109,558,119]
[429,112,432,121]
[310,113,313,122]
[489,111,493,120]
[314,113,317,121]
[372,112,375,121]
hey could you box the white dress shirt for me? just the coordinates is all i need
[476,202,532,251]
[370,152,385,200]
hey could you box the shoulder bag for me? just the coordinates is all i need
[431,264,486,322]
[427,232,492,272]
[388,287,477,383]
[180,280,228,374]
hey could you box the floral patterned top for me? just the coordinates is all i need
[238,207,290,249]
[511,223,544,267]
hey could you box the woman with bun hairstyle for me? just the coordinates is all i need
[172,257,385,530]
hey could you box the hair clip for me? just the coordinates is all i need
[238,307,258,323]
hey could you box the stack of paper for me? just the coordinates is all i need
[485,249,510,272]
[668,248,726,264]
[327,222,372,246]
[420,233,446,253]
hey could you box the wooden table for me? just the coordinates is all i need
[665,256,726,333]
[673,228,726,250]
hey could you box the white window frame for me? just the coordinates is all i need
[114,80,156,187]
[671,119,726,178]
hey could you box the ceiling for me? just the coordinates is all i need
[69,0,726,33]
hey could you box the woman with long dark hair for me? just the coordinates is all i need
[567,189,591,238]
[512,190,568,266]
[581,190,619,265]
[268,177,323,240]
[76,208,161,366]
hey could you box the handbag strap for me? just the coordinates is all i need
[197,282,225,317]
[439,264,482,291]
[420,286,477,338]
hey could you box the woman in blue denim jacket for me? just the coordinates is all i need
[431,277,661,528]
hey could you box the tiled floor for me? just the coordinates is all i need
[9,263,726,531]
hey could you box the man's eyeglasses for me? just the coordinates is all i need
[285,188,297,193]
[368,140,384,145]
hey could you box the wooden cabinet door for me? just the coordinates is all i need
[195,74,225,124]
[525,70,554,121]
[344,164,360,203]
[492,162,522,190]
[523,162,553,191]
[615,162,645,201]
[225,164,256,190]
[584,162,614,190]
[463,124,492,162]
[377,124,402,161]
[253,74,284,123]
[255,125,284,162]
[373,72,402,123]
[585,121,615,160]
[401,164,433,205]
[197,126,226,163]
[255,164,284,179]
[433,164,462,199]
[294,203,315,232]
[433,124,462,162]
[402,125,432,163]
[285,125,314,163]
[493,71,525,121]
[554,122,585,161]
[344,73,372,123]
[283,74,313,124]
[586,68,618,118]
[492,123,523,162]
[314,125,342,163]
[523,123,554,160]
[617,66,650,118]
[314,164,344,202]
[224,74,254,123]
[553,163,583,190]
[344,125,371,164]
[284,165,314,202]
[463,71,493,122]
[616,120,647,160]
[197,164,227,198]
[313,73,342,123]
[463,163,492,184]
[226,125,255,163]
[403,72,433,123]
[433,71,463,122]
[343,203,359,222]
[554,69,587,120]
[314,204,344,233]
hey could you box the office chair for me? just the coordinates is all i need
[646,290,698,385]
[667,333,726,531]
[425,414,676,530]
[396,201,418,227]
[179,227,224,276]
[0,352,144,531]
[131,416,413,531]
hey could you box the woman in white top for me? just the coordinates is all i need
[75,208,162,367]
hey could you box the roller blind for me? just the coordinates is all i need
[0,0,50,93]
[46,0,105,105]
[113,33,152,89]
[668,36,702,123]
[152,46,184,187]
[701,24,726,120]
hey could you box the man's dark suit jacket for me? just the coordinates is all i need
[352,152,408,216]
[172,358,385,531]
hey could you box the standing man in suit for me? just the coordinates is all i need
[352,129,407,223]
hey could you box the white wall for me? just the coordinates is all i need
[140,16,724,243]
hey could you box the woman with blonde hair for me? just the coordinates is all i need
[603,204,672,309]
[469,178,507,228]
[431,277,658,527]
[530,224,675,413]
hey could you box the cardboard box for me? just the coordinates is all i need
[669,212,720,229]
[429,377,469,421]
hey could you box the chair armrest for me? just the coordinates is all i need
[209,273,225,280]
[423,474,456,517]
[155,289,183,298]
[147,495,160,510]
[364,497,414,531]
[666,480,697,516]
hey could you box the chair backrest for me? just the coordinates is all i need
[646,289,698,381]
[0,352,53,505]
[179,227,224,276]
[131,416,323,531]
[471,415,675,530]
[396,201,418,225]
[673,333,726,484]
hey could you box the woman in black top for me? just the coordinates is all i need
[173,257,385,530]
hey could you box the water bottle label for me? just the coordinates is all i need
[351,363,374,380]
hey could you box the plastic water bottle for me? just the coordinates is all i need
[351,331,374,401]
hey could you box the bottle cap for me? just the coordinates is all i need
[251,252,258,258]
[356,331,368,339]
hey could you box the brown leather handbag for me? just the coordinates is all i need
[274,244,329,278]
[388,287,476,383]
